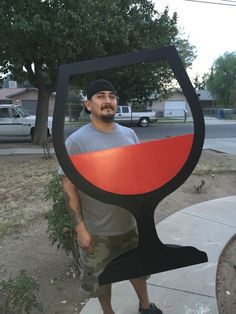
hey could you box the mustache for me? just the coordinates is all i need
[101,104,114,110]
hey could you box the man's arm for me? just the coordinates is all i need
[62,176,94,253]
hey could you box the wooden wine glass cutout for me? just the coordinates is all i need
[53,46,208,285]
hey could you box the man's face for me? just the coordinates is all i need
[85,91,118,123]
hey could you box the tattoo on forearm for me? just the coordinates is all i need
[64,192,83,225]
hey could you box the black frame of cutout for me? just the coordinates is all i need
[53,46,205,210]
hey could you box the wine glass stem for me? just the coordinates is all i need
[133,203,164,253]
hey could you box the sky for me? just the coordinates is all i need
[153,0,236,78]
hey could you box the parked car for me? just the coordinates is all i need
[115,106,157,127]
[0,104,52,140]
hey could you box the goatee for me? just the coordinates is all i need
[101,115,115,123]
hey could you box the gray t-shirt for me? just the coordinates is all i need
[58,123,139,236]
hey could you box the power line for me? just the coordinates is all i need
[188,0,236,3]
[218,0,236,3]
[185,0,236,6]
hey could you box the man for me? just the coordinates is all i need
[59,79,162,314]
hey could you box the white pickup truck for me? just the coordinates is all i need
[0,104,52,140]
[115,106,157,127]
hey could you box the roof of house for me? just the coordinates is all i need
[196,89,214,101]
[0,88,37,100]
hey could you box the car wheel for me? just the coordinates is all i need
[139,117,149,127]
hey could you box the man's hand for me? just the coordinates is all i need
[76,222,94,254]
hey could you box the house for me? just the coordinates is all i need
[145,90,190,118]
[195,89,214,108]
[145,89,214,118]
[0,86,55,116]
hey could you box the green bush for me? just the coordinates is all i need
[46,173,79,269]
[0,270,43,314]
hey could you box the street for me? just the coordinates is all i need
[64,123,236,141]
[0,122,235,144]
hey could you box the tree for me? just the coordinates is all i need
[206,52,236,107]
[192,73,208,90]
[67,89,84,121]
[0,0,196,144]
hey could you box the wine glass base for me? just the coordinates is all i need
[99,243,208,285]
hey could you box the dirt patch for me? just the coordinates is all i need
[216,234,236,314]
[0,150,236,313]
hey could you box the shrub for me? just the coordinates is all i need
[0,270,43,314]
[46,173,79,269]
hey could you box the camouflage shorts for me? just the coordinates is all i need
[78,228,139,300]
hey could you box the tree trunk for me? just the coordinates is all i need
[33,86,51,145]
[118,96,129,106]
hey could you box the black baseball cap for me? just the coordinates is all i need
[86,79,117,99]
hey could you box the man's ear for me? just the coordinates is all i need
[84,100,91,114]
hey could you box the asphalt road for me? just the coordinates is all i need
[64,123,236,141]
[0,123,235,144]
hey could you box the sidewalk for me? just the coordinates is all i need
[1,137,235,156]
[80,196,236,314]
[0,146,51,156]
[201,117,236,125]
[203,138,236,155]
